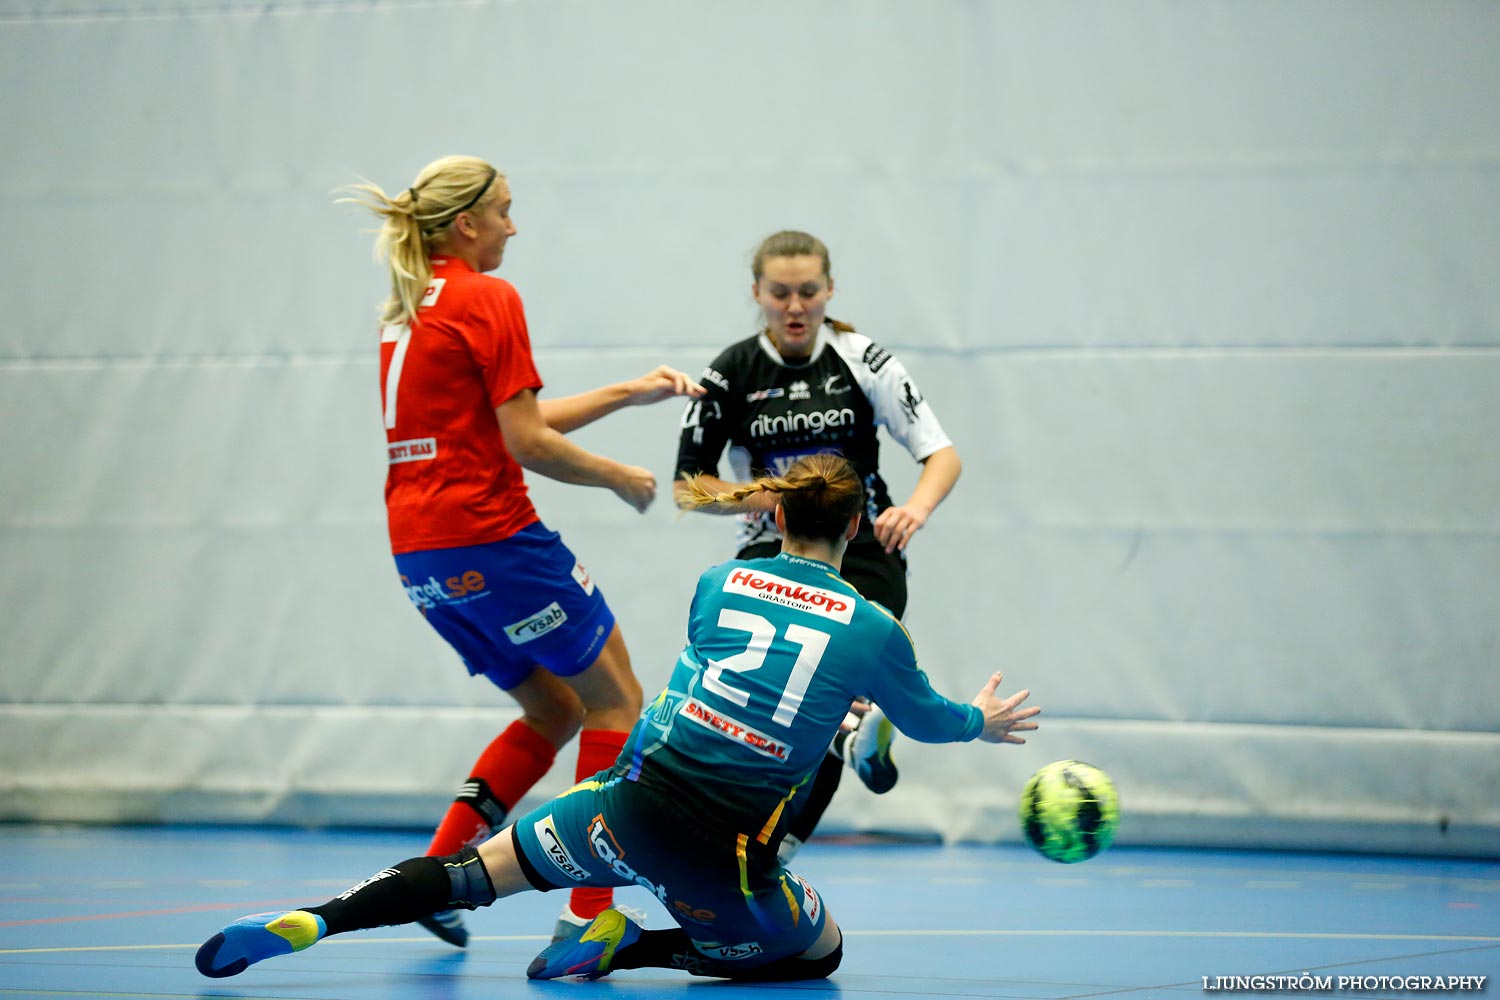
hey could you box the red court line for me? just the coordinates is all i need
[0,898,310,927]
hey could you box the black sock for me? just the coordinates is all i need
[305,849,495,936]
[614,928,842,981]
[610,928,694,971]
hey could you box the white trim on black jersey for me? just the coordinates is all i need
[677,324,953,552]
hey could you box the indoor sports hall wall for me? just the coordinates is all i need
[2,1,1496,857]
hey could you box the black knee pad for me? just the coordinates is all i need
[799,938,843,979]
[730,935,843,982]
[439,846,497,910]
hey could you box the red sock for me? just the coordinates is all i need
[568,728,628,919]
[426,720,557,857]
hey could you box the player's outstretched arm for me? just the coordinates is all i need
[971,672,1041,745]
[497,389,656,512]
[541,365,705,434]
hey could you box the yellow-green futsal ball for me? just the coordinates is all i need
[1019,760,1119,863]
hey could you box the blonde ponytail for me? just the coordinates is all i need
[680,454,863,542]
[338,156,503,325]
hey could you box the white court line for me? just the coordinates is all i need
[0,992,188,999]
[4,928,1497,956]
[0,935,553,956]
[849,930,1500,941]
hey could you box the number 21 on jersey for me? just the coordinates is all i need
[704,609,831,727]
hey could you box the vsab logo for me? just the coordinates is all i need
[698,941,764,961]
[533,816,589,882]
[505,602,567,645]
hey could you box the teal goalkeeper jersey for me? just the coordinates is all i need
[615,552,984,840]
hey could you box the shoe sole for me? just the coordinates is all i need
[195,932,247,979]
[417,913,469,948]
[195,912,321,979]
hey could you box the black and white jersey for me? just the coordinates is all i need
[676,324,953,551]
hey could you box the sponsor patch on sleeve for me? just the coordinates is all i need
[862,342,892,373]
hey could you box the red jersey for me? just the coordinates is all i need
[379,256,543,554]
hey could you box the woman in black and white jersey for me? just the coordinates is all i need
[673,230,963,856]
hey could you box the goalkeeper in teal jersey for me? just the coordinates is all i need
[622,550,987,840]
[195,455,1040,985]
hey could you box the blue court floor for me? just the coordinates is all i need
[0,824,1495,1000]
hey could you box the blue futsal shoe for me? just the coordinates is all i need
[549,902,592,947]
[418,907,469,947]
[195,909,326,978]
[549,901,648,946]
[527,907,643,980]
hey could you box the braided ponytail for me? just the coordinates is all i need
[679,454,863,543]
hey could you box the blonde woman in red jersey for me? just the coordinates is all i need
[341,156,704,951]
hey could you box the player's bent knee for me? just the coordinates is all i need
[538,705,587,745]
[728,936,842,982]
[799,938,843,979]
[618,676,644,716]
[440,846,497,910]
[801,914,842,961]
[570,643,645,725]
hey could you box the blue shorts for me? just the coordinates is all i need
[511,771,827,968]
[393,523,615,690]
